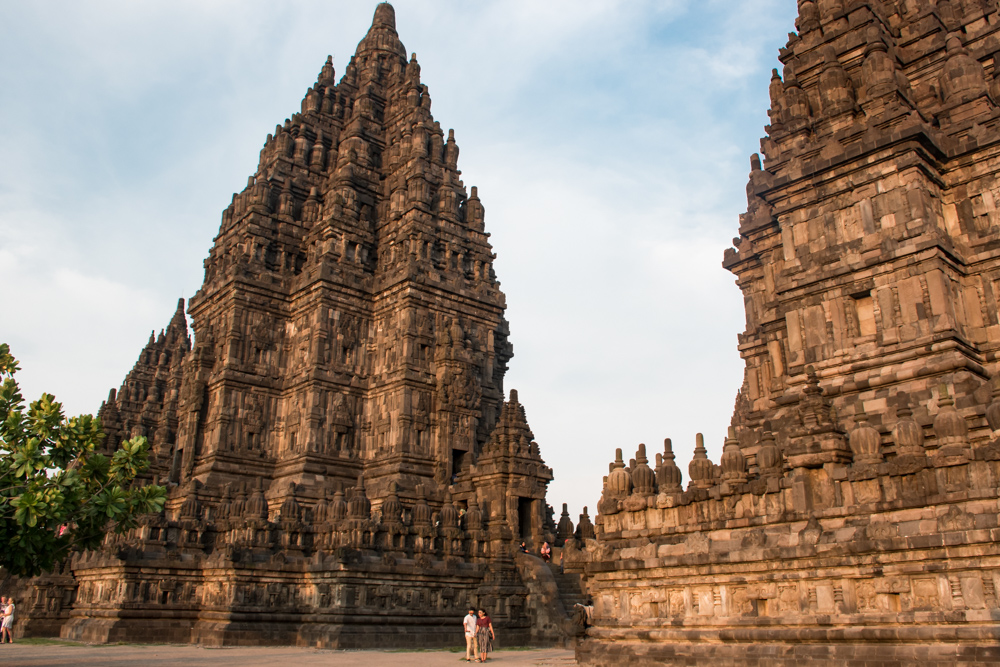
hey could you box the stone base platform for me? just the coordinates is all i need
[577,638,1000,666]
[56,612,534,649]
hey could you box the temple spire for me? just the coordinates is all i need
[356,2,406,59]
[164,298,190,351]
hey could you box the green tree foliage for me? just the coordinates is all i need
[0,343,166,576]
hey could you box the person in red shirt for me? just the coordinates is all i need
[475,608,494,662]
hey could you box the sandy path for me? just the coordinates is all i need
[0,642,578,667]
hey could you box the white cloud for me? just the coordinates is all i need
[0,213,162,416]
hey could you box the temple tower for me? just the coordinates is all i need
[101,3,537,525]
[723,0,1000,471]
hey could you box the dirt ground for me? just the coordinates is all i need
[0,640,578,666]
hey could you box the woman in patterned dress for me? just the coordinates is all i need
[475,608,494,662]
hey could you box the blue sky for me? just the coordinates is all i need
[0,0,797,519]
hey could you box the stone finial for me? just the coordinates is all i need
[303,86,321,114]
[757,422,783,477]
[310,129,327,168]
[330,489,347,522]
[575,506,595,541]
[607,448,633,500]
[372,2,396,29]
[631,444,657,496]
[348,474,371,519]
[892,393,925,457]
[818,45,856,117]
[933,384,969,455]
[313,493,330,525]
[556,503,575,545]
[465,501,484,532]
[768,68,783,112]
[412,485,431,526]
[849,412,883,466]
[657,438,683,493]
[230,483,248,518]
[720,426,747,483]
[860,25,901,103]
[279,492,302,523]
[356,4,405,59]
[165,298,189,350]
[246,477,269,520]
[439,492,458,530]
[407,52,420,83]
[795,0,821,33]
[941,33,988,104]
[465,186,485,228]
[781,66,812,129]
[215,485,233,522]
[799,369,834,429]
[381,481,403,525]
[179,492,200,521]
[688,433,714,490]
[318,55,335,85]
[445,129,459,170]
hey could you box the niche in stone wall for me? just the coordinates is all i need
[452,448,467,480]
[170,446,182,483]
[851,291,877,337]
[754,598,771,616]
[517,498,533,541]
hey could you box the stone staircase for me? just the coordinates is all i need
[513,548,590,646]
[549,562,588,611]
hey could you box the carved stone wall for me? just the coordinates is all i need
[574,0,1000,664]
[573,437,1000,665]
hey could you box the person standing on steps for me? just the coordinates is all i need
[463,607,479,662]
[540,541,551,562]
[476,608,494,662]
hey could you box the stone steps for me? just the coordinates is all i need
[548,562,587,611]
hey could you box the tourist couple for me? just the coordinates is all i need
[463,607,494,662]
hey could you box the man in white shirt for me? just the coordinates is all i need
[463,607,478,662]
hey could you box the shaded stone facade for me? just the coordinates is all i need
[13,3,561,648]
[574,0,1000,664]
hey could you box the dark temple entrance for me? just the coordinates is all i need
[518,497,532,541]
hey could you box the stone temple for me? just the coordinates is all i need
[570,0,1000,665]
[13,3,565,647]
[13,0,1000,662]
